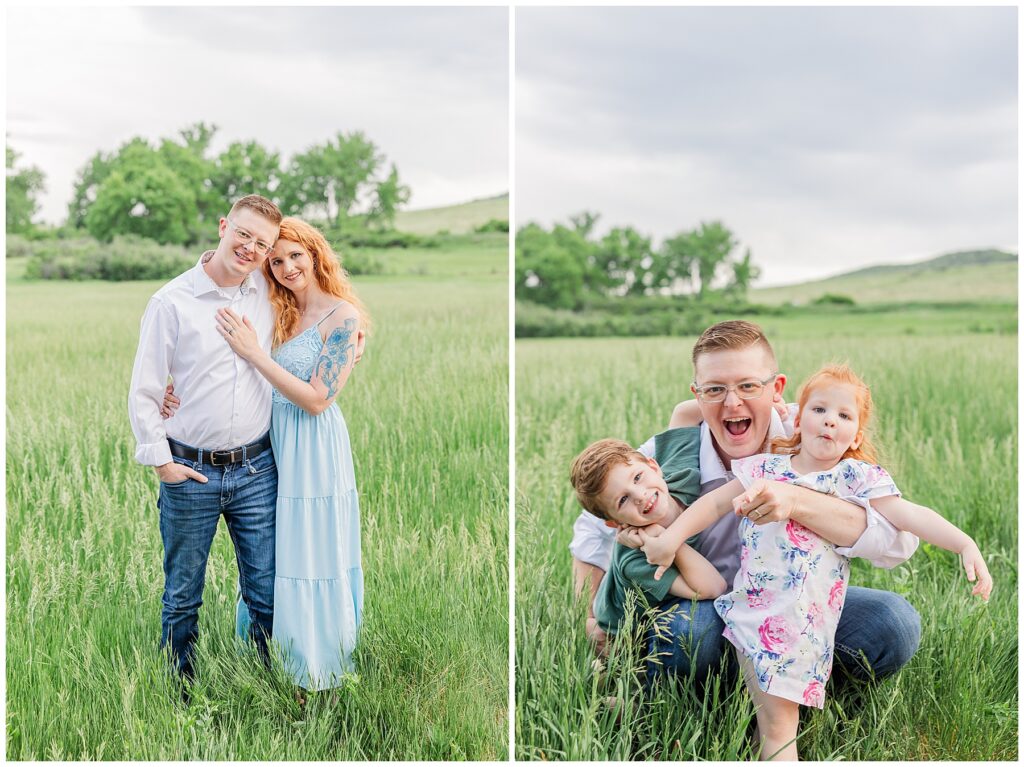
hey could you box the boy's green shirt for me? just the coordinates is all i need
[592,426,702,635]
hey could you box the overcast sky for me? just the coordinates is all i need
[517,6,1017,286]
[7,6,508,225]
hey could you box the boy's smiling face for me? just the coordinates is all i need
[596,456,673,527]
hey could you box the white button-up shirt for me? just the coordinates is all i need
[569,406,919,575]
[128,255,275,466]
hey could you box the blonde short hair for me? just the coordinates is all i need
[692,320,777,370]
[228,194,282,226]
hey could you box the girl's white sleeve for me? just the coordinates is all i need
[834,461,919,568]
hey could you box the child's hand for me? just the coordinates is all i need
[960,540,993,601]
[615,526,644,549]
[773,391,789,420]
[637,527,676,581]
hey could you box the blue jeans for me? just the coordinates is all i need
[647,585,921,686]
[157,440,277,679]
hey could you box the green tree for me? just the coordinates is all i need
[69,126,219,244]
[83,141,196,245]
[178,121,216,157]
[212,140,280,203]
[279,132,382,226]
[6,146,45,234]
[66,124,409,243]
[276,145,325,220]
[515,223,592,309]
[328,132,381,221]
[158,129,219,239]
[68,147,118,229]
[595,226,654,296]
[690,220,739,298]
[653,231,697,293]
[568,210,600,239]
[366,163,411,230]
[725,247,760,297]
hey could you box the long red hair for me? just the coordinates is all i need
[264,217,370,348]
[771,363,879,464]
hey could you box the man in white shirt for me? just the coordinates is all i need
[571,320,921,685]
[128,195,282,683]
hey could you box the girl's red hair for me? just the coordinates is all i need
[264,217,370,348]
[771,363,879,464]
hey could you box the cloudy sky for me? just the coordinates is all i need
[7,6,508,225]
[517,6,1017,286]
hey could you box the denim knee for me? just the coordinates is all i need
[835,586,921,682]
[870,591,921,677]
[646,598,727,684]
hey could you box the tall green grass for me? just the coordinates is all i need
[515,328,1017,760]
[7,267,509,759]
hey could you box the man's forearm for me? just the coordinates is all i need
[789,485,866,547]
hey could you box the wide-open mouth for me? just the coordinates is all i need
[642,492,658,514]
[724,417,751,437]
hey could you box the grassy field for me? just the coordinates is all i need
[394,195,508,235]
[752,255,1017,305]
[515,318,1017,760]
[362,231,508,279]
[6,241,509,759]
[749,302,1016,339]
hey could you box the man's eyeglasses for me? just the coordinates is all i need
[691,374,778,403]
[226,218,274,256]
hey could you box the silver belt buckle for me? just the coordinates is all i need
[210,450,234,466]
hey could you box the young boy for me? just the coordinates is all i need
[570,429,727,637]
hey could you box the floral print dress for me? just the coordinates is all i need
[714,453,900,708]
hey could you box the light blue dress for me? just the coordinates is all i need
[237,305,363,689]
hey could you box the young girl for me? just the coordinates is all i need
[641,363,993,761]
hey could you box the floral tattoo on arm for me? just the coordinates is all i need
[314,318,357,400]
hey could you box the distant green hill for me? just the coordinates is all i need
[752,249,1017,305]
[394,194,508,235]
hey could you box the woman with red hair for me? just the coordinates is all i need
[215,217,369,691]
